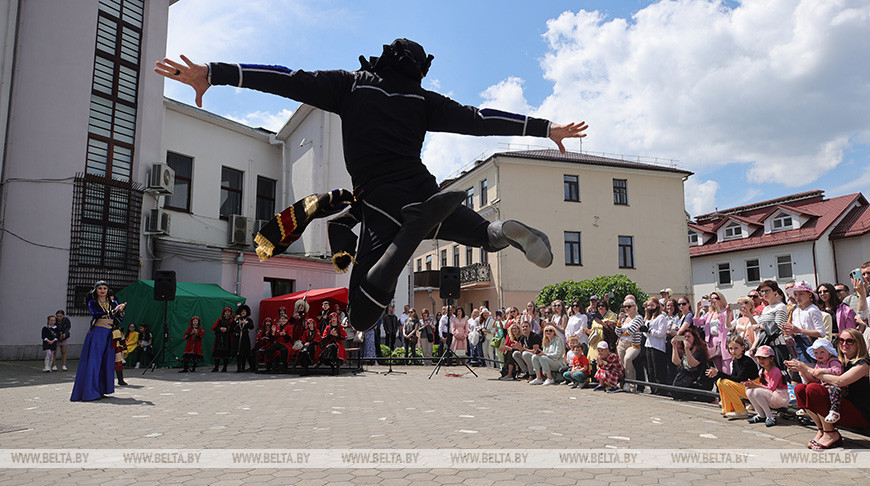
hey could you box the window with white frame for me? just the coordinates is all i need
[688,231,700,246]
[745,259,760,282]
[723,222,742,239]
[440,249,447,268]
[479,179,488,206]
[717,262,732,285]
[452,245,460,266]
[776,255,793,279]
[772,213,793,231]
[564,231,582,266]
[465,187,474,208]
[425,255,432,270]
[416,259,422,272]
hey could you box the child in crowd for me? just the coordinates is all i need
[745,345,788,427]
[42,315,58,372]
[593,341,623,392]
[563,342,590,388]
[790,339,845,423]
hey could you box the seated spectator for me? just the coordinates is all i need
[512,322,541,381]
[320,312,348,374]
[563,342,590,388]
[123,323,139,366]
[789,328,870,450]
[297,318,322,373]
[498,323,522,380]
[670,327,713,401]
[135,324,152,369]
[593,341,623,392]
[745,345,789,427]
[584,311,605,362]
[529,325,565,386]
[705,335,758,419]
[791,339,843,423]
[558,335,580,385]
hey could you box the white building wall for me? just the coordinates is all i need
[833,235,870,284]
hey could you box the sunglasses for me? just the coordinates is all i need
[818,289,829,294]
[622,304,635,308]
[710,296,720,300]
[840,338,857,346]
[678,302,688,306]
[545,330,554,333]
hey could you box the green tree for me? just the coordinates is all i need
[536,274,650,314]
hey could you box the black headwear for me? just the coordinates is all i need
[237,304,251,317]
[359,38,434,82]
[87,280,111,302]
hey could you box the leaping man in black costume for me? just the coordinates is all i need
[156,38,589,333]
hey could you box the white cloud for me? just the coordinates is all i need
[223,109,293,133]
[424,0,870,187]
[684,178,720,217]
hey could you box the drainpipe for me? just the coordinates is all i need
[235,252,245,296]
[811,240,818,289]
[493,156,504,310]
[268,134,288,209]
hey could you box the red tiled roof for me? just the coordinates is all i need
[711,214,762,232]
[830,205,870,239]
[694,190,824,223]
[689,192,865,257]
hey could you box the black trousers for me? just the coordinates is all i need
[263,344,288,363]
[645,347,669,394]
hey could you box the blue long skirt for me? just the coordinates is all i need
[70,326,114,401]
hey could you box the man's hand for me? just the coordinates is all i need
[155,55,210,107]
[549,122,589,153]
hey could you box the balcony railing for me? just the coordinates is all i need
[460,263,492,284]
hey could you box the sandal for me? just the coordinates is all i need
[811,432,843,450]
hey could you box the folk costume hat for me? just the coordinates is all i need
[87,280,111,302]
[237,304,251,316]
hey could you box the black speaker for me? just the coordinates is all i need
[439,266,461,299]
[154,270,177,301]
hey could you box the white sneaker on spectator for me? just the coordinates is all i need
[725,411,749,420]
[61,365,68,371]
[134,362,140,369]
[528,378,543,385]
[542,378,555,386]
[42,365,50,372]
[51,365,58,371]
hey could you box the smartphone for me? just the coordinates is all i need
[701,299,711,307]
[852,268,863,282]
[674,335,686,342]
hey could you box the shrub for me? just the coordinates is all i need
[536,274,649,314]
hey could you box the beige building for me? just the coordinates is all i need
[412,149,693,316]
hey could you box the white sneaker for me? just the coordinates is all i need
[725,411,749,420]
[42,366,50,372]
[51,366,58,371]
[134,363,140,369]
[528,378,543,385]
[61,365,68,371]
[542,378,555,386]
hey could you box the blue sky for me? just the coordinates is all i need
[164,0,870,217]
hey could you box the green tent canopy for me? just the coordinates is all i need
[115,280,246,368]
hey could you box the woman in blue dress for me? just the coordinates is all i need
[70,281,127,401]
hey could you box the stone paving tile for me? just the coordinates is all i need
[2,361,870,484]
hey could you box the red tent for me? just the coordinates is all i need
[258,287,349,324]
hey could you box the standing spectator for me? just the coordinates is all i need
[659,288,672,303]
[398,304,410,348]
[316,301,331,332]
[566,301,589,354]
[663,298,682,384]
[42,315,58,372]
[706,335,758,419]
[403,308,420,360]
[419,308,436,363]
[584,303,606,362]
[522,302,541,334]
[838,282,861,315]
[616,299,643,392]
[745,345,789,426]
[642,298,669,394]
[211,306,235,372]
[382,304,400,352]
[732,297,757,346]
[817,282,856,336]
[549,300,568,343]
[135,324,152,369]
[749,280,790,369]
[234,305,255,372]
[670,327,712,401]
[450,307,469,362]
[593,341,623,392]
[701,291,732,373]
[748,290,766,316]
[467,308,482,365]
[676,297,695,335]
[180,316,204,373]
[54,310,71,371]
[478,308,495,366]
[363,316,377,365]
[490,310,506,369]
[790,328,870,449]
[529,325,565,386]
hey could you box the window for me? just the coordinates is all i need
[772,213,793,231]
[717,262,732,285]
[466,246,473,265]
[776,255,793,279]
[479,247,488,264]
[465,187,474,208]
[723,222,742,239]
[688,231,699,246]
[480,179,488,206]
[745,259,760,282]
[452,245,460,266]
[618,235,634,269]
[164,152,192,212]
[440,249,447,268]
[263,277,294,299]
[613,179,628,205]
[564,175,580,202]
[85,0,144,182]
[255,176,277,221]
[220,167,243,218]
[416,259,422,272]
[564,231,582,266]
[425,255,432,270]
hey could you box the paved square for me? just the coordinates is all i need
[1,360,869,484]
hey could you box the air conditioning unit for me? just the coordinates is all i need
[148,164,175,195]
[147,208,171,234]
[229,214,251,246]
[253,219,270,236]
